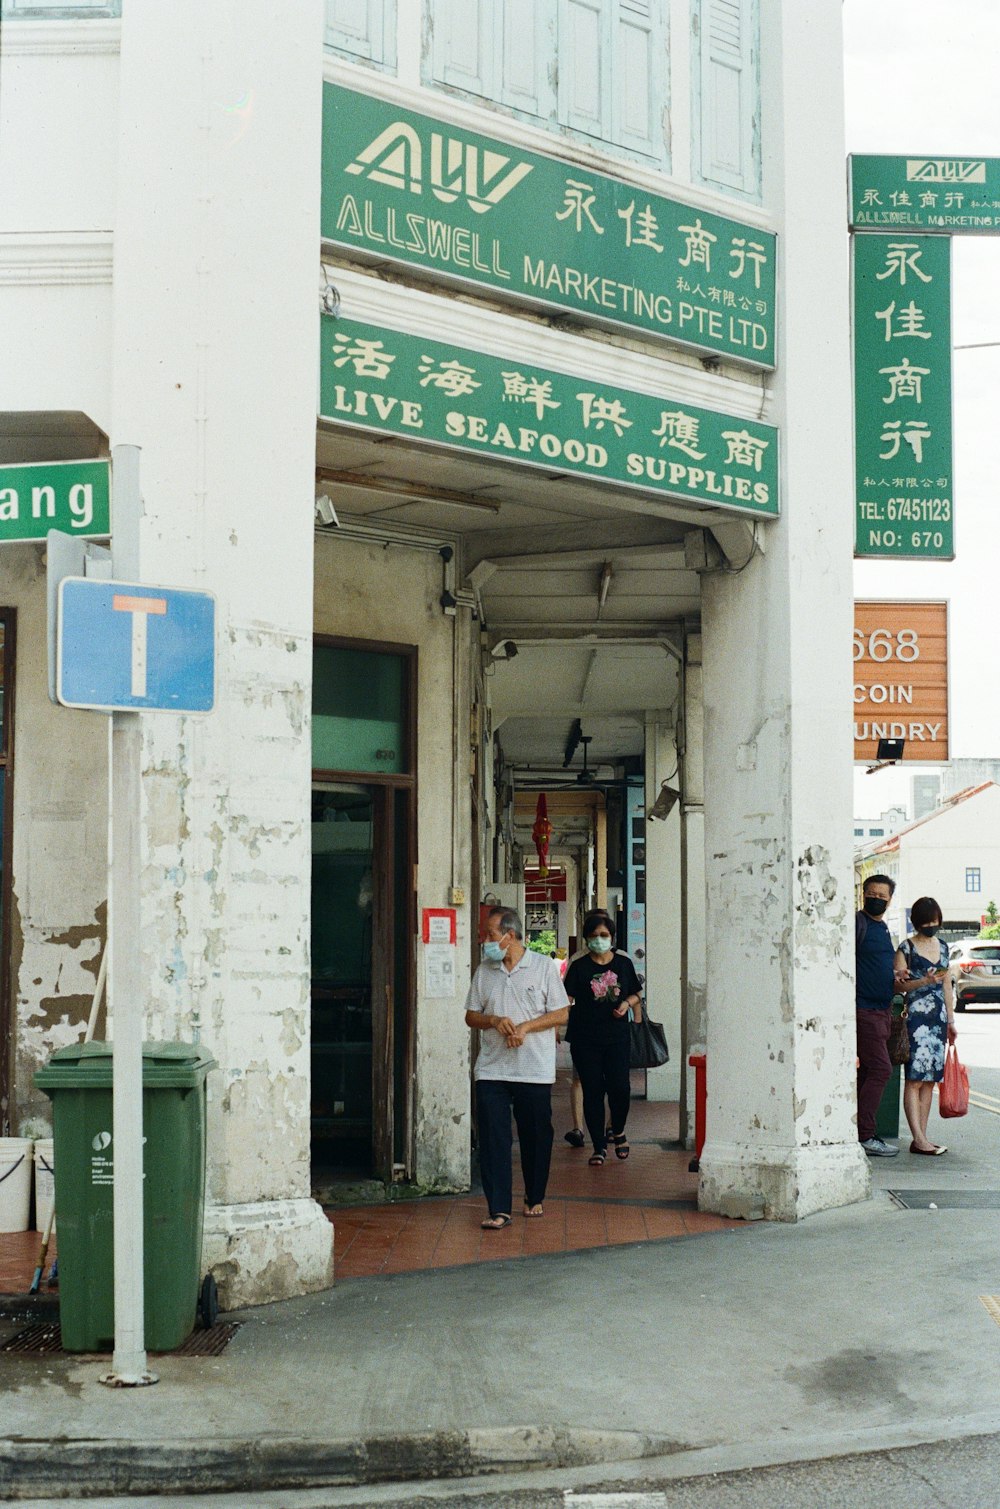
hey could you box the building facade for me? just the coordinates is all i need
[857,783,1000,941]
[0,0,867,1305]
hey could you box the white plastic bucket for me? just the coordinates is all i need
[0,1137,32,1233]
[34,1139,55,1233]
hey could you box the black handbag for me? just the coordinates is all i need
[630,1010,669,1069]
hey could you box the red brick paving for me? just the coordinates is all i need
[0,1229,57,1295]
[328,1083,746,1281]
[0,1086,746,1294]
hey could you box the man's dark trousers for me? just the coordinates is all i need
[856,1008,892,1141]
[476,1079,554,1216]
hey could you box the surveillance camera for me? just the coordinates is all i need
[315,494,339,528]
[490,640,518,660]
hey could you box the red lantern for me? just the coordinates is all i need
[532,793,553,878]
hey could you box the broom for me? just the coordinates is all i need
[29,945,107,1294]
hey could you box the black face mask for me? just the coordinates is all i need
[863,896,889,917]
[919,925,939,938]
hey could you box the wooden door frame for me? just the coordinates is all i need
[311,634,417,1182]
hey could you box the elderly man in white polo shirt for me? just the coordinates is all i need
[465,906,570,1229]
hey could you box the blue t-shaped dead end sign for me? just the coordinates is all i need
[57,577,215,713]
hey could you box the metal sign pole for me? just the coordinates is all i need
[101,444,156,1387]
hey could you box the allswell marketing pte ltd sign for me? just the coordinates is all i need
[322,84,777,368]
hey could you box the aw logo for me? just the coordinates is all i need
[906,158,986,183]
[345,121,533,214]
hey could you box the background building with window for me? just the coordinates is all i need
[856,783,1000,940]
[0,0,867,1304]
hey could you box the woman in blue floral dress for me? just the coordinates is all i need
[895,895,957,1156]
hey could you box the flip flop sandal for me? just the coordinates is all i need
[523,1204,544,1218]
[588,1152,606,1166]
[481,1214,512,1229]
[613,1135,630,1160]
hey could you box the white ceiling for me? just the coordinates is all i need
[316,421,698,776]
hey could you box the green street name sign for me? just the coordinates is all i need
[319,316,779,519]
[850,155,1000,233]
[0,460,110,542]
[854,234,953,560]
[322,84,776,369]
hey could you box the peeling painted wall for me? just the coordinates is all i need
[4,548,109,1134]
[315,534,473,1191]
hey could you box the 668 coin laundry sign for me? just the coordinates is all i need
[854,601,948,762]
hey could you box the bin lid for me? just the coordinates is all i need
[35,1039,218,1092]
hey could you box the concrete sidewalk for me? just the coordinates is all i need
[3,1085,1000,1500]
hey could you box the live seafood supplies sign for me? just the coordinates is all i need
[319,316,779,518]
[850,156,1000,233]
[322,84,776,368]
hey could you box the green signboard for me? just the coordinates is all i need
[322,84,777,369]
[850,155,1000,233]
[319,315,779,519]
[0,460,110,542]
[854,234,953,559]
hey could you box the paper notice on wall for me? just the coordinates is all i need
[424,942,456,998]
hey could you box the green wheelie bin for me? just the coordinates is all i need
[34,1040,217,1353]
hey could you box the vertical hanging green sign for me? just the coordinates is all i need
[854,234,953,560]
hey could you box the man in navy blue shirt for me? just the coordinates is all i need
[856,874,900,1157]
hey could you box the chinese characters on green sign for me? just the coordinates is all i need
[850,155,1000,233]
[319,317,779,518]
[0,460,110,542]
[853,234,953,559]
[322,84,777,369]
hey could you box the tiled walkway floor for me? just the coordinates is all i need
[0,1084,747,1295]
[0,1229,56,1296]
[330,1079,746,1281]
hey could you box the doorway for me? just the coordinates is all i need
[310,639,415,1188]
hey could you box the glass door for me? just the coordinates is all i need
[310,785,375,1177]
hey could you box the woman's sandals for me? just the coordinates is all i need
[523,1203,544,1218]
[613,1133,630,1160]
[481,1213,512,1230]
[588,1151,606,1166]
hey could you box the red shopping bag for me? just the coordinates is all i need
[939,1044,969,1119]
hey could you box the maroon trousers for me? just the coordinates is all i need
[856,1007,892,1141]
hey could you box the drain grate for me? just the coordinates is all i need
[888,1188,1000,1210]
[0,1321,241,1357]
[0,1322,62,1354]
[172,1322,242,1357]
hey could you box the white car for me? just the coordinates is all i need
[948,938,1000,1010]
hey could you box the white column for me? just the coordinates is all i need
[697,0,869,1220]
[643,714,681,1102]
[111,0,332,1303]
[680,633,706,1145]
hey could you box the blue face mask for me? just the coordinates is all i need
[587,935,612,953]
[483,940,507,962]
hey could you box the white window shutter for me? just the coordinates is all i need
[324,0,396,67]
[430,0,494,98]
[697,0,759,194]
[499,0,557,121]
[611,0,665,162]
[557,0,610,140]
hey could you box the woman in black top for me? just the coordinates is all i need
[563,910,643,1165]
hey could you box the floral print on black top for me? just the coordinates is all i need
[901,936,950,1083]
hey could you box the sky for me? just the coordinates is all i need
[843,1,1000,816]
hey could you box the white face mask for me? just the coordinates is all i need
[586,935,612,953]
